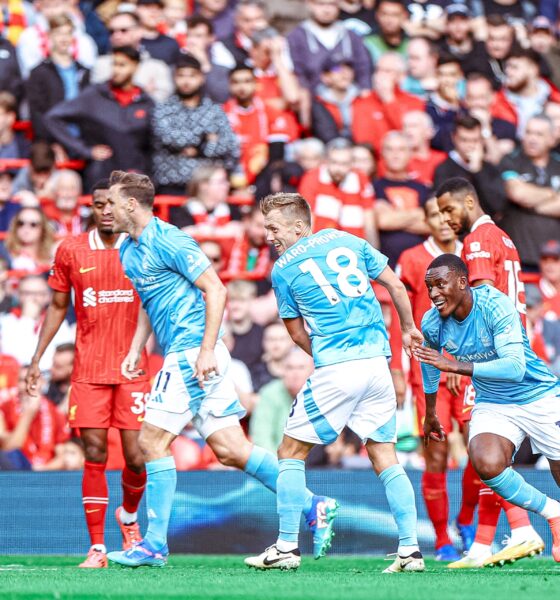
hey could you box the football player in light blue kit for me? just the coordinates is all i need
[245,192,426,573]
[416,253,560,562]
[102,172,337,567]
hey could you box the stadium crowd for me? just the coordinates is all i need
[0,0,560,474]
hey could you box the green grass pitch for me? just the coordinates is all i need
[1,556,559,600]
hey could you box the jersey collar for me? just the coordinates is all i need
[423,236,463,258]
[470,214,494,233]
[88,228,128,250]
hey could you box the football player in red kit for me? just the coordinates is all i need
[397,197,480,561]
[437,177,544,568]
[26,180,150,568]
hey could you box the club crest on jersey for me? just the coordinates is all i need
[480,329,492,347]
[470,242,481,251]
[445,340,458,352]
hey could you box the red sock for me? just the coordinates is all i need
[475,485,501,545]
[121,466,147,515]
[82,461,108,547]
[422,471,451,549]
[457,459,481,526]
[502,500,531,529]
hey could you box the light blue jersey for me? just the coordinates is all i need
[421,285,558,405]
[120,217,211,355]
[272,229,390,367]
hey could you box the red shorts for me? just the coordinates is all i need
[68,381,151,430]
[413,377,473,434]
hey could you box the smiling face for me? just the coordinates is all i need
[437,191,471,236]
[425,265,468,318]
[263,208,303,255]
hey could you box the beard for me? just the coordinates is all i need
[177,85,203,100]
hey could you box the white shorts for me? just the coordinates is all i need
[285,356,397,445]
[144,340,246,438]
[469,394,560,461]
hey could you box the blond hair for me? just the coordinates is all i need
[109,171,155,208]
[260,192,311,226]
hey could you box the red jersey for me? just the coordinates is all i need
[298,165,375,239]
[223,96,292,184]
[0,397,68,466]
[48,229,149,384]
[377,149,446,187]
[462,215,526,318]
[397,237,463,385]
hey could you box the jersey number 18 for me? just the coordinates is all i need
[299,247,368,305]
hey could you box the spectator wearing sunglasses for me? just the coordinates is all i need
[2,207,55,274]
[91,11,173,102]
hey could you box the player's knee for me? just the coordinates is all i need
[471,454,506,481]
[213,443,242,468]
[83,444,107,464]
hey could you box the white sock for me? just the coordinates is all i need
[540,497,560,520]
[119,508,137,524]
[510,525,538,544]
[467,542,491,559]
[398,544,419,557]
[91,544,107,553]
[276,539,298,553]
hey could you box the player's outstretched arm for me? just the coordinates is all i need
[193,267,227,388]
[375,266,423,356]
[283,317,312,356]
[27,291,70,396]
[121,307,152,380]
[423,392,446,448]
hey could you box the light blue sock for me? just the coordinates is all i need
[143,456,177,550]
[484,468,547,514]
[379,464,418,548]
[245,446,314,515]
[277,458,306,544]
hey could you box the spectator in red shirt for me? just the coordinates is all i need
[43,169,86,237]
[169,165,242,238]
[224,64,292,186]
[298,137,377,245]
[374,131,430,267]
[225,204,274,293]
[538,239,560,319]
[400,110,446,185]
[464,72,516,165]
[353,52,425,154]
[492,47,560,135]
[0,365,68,470]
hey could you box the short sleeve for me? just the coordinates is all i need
[462,236,496,284]
[499,155,519,181]
[272,268,300,319]
[48,241,72,293]
[363,240,389,280]
[421,310,441,351]
[160,229,211,283]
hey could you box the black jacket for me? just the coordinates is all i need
[44,83,154,188]
[0,38,24,104]
[434,156,507,217]
[27,59,90,142]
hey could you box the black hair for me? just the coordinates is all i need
[427,254,469,278]
[175,52,202,72]
[454,113,481,132]
[91,179,110,194]
[435,177,478,201]
[229,63,254,78]
[507,47,541,66]
[112,45,141,63]
[437,51,462,68]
